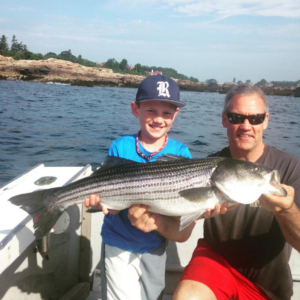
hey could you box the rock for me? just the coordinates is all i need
[0,55,144,87]
[294,87,300,97]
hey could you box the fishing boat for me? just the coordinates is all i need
[0,165,299,299]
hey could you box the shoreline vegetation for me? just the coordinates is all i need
[0,34,300,96]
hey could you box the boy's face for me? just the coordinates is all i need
[131,101,179,143]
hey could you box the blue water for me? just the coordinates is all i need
[1,80,300,187]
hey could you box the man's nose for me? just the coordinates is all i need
[240,118,252,129]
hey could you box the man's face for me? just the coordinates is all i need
[222,93,269,155]
[131,100,179,143]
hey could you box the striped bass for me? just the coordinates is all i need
[9,155,286,239]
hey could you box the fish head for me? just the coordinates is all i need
[212,159,287,204]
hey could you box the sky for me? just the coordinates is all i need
[1,0,300,83]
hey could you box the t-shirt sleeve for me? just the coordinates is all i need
[108,140,119,157]
[181,146,192,159]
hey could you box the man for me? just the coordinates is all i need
[129,85,300,300]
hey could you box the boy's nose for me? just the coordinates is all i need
[153,116,163,123]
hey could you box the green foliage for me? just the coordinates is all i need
[119,58,128,71]
[58,50,77,62]
[271,80,300,88]
[206,78,218,84]
[44,52,58,59]
[256,79,267,86]
[0,35,9,55]
[1,34,198,82]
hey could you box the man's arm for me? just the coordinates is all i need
[260,184,300,252]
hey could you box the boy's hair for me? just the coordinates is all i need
[135,101,178,110]
[135,75,185,108]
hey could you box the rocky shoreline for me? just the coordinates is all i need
[0,55,299,97]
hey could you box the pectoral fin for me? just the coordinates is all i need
[179,211,205,231]
[179,187,218,202]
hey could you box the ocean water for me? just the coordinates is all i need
[0,80,300,186]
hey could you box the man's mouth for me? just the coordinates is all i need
[238,134,253,138]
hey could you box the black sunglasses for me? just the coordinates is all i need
[226,112,266,125]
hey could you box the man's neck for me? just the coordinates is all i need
[230,143,265,162]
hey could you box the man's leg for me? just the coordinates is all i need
[173,280,217,300]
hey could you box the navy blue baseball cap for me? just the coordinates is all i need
[136,75,185,107]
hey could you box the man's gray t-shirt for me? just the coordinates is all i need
[205,145,300,299]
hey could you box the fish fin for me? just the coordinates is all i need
[155,154,190,162]
[179,187,217,202]
[91,156,139,175]
[9,188,63,240]
[179,212,205,231]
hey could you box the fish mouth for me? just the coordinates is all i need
[265,170,287,196]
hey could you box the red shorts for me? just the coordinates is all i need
[180,239,272,300]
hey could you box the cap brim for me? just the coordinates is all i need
[137,98,186,108]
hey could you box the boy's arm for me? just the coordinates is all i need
[128,202,238,242]
[128,205,196,242]
[83,141,121,214]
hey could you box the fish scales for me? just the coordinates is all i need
[55,157,221,210]
[9,155,287,239]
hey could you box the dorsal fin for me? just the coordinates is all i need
[91,156,139,176]
[155,154,190,162]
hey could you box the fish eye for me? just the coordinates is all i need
[253,167,260,172]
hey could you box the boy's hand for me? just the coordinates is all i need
[128,204,161,232]
[83,194,120,215]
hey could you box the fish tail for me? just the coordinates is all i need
[9,188,63,240]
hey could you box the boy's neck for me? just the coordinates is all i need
[138,132,168,153]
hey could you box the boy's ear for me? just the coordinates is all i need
[131,102,139,117]
[173,107,180,120]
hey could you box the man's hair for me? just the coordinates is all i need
[223,84,269,113]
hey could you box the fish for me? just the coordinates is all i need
[9,155,287,240]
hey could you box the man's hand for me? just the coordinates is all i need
[83,194,120,215]
[259,184,295,213]
[201,202,240,219]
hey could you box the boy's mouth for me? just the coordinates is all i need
[149,124,164,131]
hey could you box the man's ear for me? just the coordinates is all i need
[222,112,228,128]
[263,113,269,130]
[131,102,139,117]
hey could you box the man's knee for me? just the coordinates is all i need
[173,280,217,300]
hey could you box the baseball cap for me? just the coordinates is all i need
[135,75,185,107]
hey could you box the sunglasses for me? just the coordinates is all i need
[226,112,266,125]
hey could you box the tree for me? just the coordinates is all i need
[44,52,57,59]
[0,35,9,55]
[233,77,236,84]
[135,63,142,73]
[237,80,243,85]
[206,78,218,84]
[246,79,252,84]
[58,50,77,62]
[256,79,267,86]
[119,58,128,71]
[11,35,18,52]
[105,58,119,70]
[189,76,199,83]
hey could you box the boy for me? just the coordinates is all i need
[85,75,191,300]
